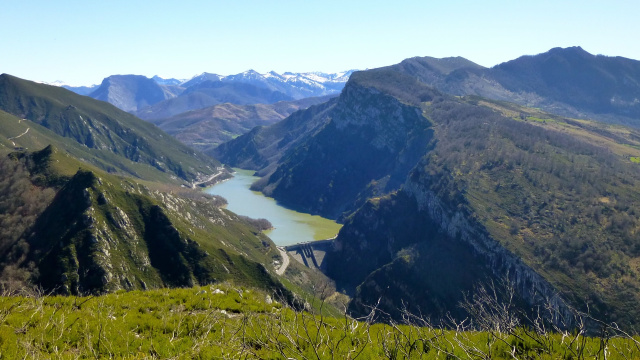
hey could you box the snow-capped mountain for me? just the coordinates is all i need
[41,80,76,87]
[47,69,355,115]
[223,69,357,99]
[178,69,356,100]
[179,72,224,88]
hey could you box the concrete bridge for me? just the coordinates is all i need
[284,238,335,271]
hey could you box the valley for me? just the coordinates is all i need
[3,44,640,357]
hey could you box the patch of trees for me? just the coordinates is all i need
[238,215,273,232]
[349,68,440,106]
[0,155,55,289]
[174,189,228,208]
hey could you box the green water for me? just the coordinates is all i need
[205,169,342,246]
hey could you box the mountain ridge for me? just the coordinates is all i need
[54,70,355,117]
[0,73,226,185]
[395,47,640,125]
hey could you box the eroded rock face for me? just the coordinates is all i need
[259,82,434,219]
[331,84,424,152]
[325,168,573,327]
[403,174,573,326]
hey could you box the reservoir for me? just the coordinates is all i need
[205,169,342,246]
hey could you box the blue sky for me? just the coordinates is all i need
[1,0,638,85]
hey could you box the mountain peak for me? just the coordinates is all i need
[151,75,184,86]
[547,46,592,58]
[550,45,586,52]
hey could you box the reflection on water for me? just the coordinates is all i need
[205,169,342,246]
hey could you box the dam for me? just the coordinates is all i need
[284,238,335,271]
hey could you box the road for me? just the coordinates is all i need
[8,127,29,146]
[275,246,290,276]
[191,167,227,188]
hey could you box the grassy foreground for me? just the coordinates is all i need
[0,284,639,359]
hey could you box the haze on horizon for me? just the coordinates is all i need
[1,0,638,86]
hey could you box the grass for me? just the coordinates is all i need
[1,284,639,359]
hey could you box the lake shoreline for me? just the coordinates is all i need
[204,168,342,246]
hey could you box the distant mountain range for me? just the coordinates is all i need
[52,70,355,118]
[134,80,293,120]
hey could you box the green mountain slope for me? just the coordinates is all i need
[3,283,639,359]
[0,74,227,185]
[0,146,286,295]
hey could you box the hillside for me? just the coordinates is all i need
[487,47,640,122]
[326,95,640,326]
[389,55,485,85]
[216,64,640,329]
[0,146,287,295]
[0,74,226,185]
[151,95,336,151]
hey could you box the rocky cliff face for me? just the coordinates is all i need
[324,166,573,326]
[402,170,574,325]
[89,75,176,112]
[252,80,435,219]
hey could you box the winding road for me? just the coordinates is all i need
[8,127,30,146]
[275,246,290,276]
